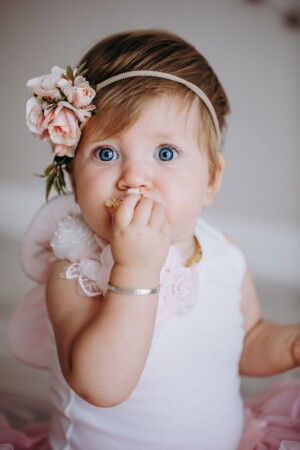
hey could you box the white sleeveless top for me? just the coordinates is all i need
[12,195,246,450]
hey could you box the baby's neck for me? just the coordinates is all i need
[174,236,197,266]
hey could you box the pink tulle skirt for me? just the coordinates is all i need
[0,378,300,450]
[238,378,300,450]
[0,414,50,450]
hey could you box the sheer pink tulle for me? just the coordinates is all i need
[238,378,300,449]
[0,415,50,450]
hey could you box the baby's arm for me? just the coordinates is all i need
[238,264,300,376]
[46,194,170,407]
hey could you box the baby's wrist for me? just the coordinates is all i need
[110,264,161,290]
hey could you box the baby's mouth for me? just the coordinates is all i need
[105,198,122,209]
[105,188,143,210]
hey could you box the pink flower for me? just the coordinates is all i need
[43,103,81,149]
[25,63,99,198]
[58,100,95,125]
[73,75,96,108]
[26,97,45,135]
[56,78,77,104]
[54,144,76,158]
[27,66,65,100]
[57,75,96,109]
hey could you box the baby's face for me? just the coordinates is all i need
[72,95,212,245]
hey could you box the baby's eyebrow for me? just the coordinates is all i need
[149,131,174,139]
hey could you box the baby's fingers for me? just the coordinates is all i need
[148,202,167,229]
[131,197,154,226]
[113,194,141,227]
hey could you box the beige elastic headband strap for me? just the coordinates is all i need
[96,70,221,145]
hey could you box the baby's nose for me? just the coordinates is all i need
[117,161,153,191]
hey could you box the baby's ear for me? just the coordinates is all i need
[204,153,225,207]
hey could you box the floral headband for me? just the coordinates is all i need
[26,65,221,200]
[26,63,97,199]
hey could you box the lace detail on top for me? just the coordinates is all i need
[155,248,200,334]
[63,263,103,297]
[50,214,201,334]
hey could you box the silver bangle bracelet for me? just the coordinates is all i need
[107,283,160,296]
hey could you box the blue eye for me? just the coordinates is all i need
[155,146,178,161]
[94,147,118,161]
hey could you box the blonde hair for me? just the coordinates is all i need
[78,29,230,177]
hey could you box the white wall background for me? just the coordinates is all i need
[0,0,299,402]
[1,0,300,282]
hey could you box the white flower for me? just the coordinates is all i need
[25,97,45,135]
[27,66,66,100]
[57,78,76,103]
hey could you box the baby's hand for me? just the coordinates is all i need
[240,321,300,376]
[292,330,300,365]
[107,194,170,275]
[285,324,300,368]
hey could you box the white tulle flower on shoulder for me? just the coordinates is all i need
[51,215,99,262]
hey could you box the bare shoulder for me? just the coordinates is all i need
[224,234,262,335]
[46,259,103,377]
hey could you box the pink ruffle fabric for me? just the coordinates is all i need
[0,414,50,450]
[8,285,49,369]
[238,378,300,449]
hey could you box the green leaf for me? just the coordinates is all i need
[76,61,87,76]
[57,87,67,100]
[58,170,65,188]
[44,163,55,176]
[53,179,60,194]
[41,156,70,200]
[54,155,66,165]
[66,65,74,82]
[46,170,56,185]
[79,68,88,78]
